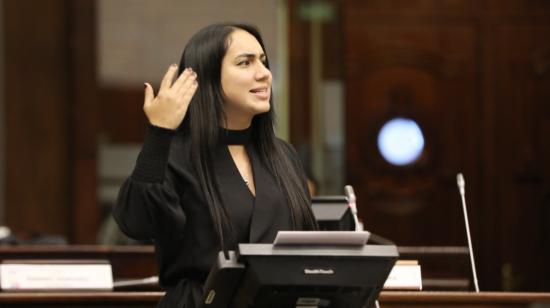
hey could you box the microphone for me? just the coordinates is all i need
[456,173,480,292]
[344,186,381,308]
[344,185,356,201]
[344,185,361,232]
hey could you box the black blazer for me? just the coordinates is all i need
[113,125,309,307]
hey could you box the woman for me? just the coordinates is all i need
[114,23,318,307]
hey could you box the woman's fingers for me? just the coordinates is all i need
[159,64,178,92]
[172,68,195,92]
[142,64,199,130]
[180,82,198,107]
[175,70,198,97]
[143,83,154,109]
[156,65,196,97]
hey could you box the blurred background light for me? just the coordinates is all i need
[377,117,425,166]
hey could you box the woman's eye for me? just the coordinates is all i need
[238,60,250,66]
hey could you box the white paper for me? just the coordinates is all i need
[0,263,113,291]
[383,264,422,290]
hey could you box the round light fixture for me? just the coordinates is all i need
[377,117,425,166]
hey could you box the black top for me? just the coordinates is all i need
[113,125,309,308]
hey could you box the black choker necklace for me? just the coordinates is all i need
[220,127,252,145]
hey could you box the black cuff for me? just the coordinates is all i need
[132,124,176,182]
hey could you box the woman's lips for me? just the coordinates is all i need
[250,88,269,100]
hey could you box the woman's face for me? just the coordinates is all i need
[220,29,272,129]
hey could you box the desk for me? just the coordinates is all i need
[0,291,549,308]
[380,291,550,307]
[0,245,470,290]
[0,291,162,308]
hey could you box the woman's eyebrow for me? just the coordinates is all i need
[235,52,266,60]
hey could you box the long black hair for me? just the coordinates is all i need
[177,23,318,250]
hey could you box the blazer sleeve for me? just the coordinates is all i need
[113,125,187,240]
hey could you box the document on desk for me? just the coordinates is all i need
[383,260,422,290]
[0,260,113,291]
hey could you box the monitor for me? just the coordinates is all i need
[201,234,398,308]
[311,196,355,231]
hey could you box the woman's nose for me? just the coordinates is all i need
[255,62,271,80]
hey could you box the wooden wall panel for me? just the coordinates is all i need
[4,0,69,237]
[341,0,550,291]
[3,0,103,244]
[68,0,100,243]
[492,23,550,291]
[98,87,147,143]
[288,0,312,147]
[345,21,480,245]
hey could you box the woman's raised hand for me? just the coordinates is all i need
[143,64,198,130]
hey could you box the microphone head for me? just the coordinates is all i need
[456,173,465,195]
[344,185,356,203]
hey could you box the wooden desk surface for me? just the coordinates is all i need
[0,245,154,257]
[1,291,549,307]
[380,291,550,305]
